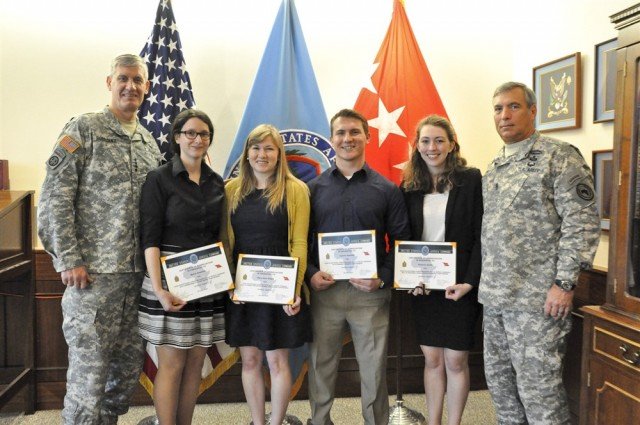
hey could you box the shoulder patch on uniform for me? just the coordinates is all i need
[58,135,80,153]
[565,172,583,188]
[576,183,594,201]
[46,147,67,170]
[569,144,585,159]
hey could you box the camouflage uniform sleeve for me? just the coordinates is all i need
[553,144,601,283]
[37,121,86,272]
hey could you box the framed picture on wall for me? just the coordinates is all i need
[594,38,618,123]
[593,149,613,230]
[533,52,582,132]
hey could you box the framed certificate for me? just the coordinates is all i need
[393,241,456,290]
[318,230,377,280]
[161,243,234,302]
[233,254,298,305]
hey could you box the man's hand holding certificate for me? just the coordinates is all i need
[318,230,378,280]
[393,241,456,290]
[233,254,298,305]
[161,243,234,302]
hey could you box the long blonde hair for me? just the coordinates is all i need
[402,115,467,193]
[231,124,299,214]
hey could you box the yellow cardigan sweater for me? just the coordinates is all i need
[220,177,310,303]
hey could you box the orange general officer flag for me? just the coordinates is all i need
[355,0,448,185]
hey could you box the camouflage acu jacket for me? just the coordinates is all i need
[38,107,161,273]
[479,131,600,311]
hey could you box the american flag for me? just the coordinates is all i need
[138,0,195,163]
[137,0,240,399]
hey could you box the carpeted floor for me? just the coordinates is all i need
[1,391,496,424]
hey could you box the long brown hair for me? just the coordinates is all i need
[230,124,303,214]
[402,115,467,193]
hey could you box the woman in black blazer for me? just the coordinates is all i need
[401,115,482,425]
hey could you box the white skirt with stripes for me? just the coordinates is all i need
[138,272,226,348]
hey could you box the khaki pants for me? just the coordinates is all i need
[308,281,391,425]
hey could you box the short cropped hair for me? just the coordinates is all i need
[493,81,536,107]
[110,54,148,80]
[329,109,369,137]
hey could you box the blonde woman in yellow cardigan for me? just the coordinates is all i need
[221,124,311,425]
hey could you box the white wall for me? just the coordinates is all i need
[0,0,631,267]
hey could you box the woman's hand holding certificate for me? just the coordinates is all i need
[232,254,298,305]
[161,243,234,302]
[393,241,457,290]
[155,289,187,312]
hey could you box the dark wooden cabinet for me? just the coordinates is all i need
[0,191,35,415]
[565,268,607,424]
[580,4,640,425]
[580,306,640,425]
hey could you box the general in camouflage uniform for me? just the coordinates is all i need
[480,82,600,425]
[38,54,161,425]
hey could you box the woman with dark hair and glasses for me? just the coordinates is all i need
[401,115,482,425]
[138,109,226,424]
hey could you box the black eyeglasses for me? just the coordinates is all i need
[177,130,212,141]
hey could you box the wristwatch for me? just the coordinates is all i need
[554,279,576,292]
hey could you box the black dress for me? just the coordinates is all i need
[225,190,312,350]
[403,168,483,351]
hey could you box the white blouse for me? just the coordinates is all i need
[421,191,449,242]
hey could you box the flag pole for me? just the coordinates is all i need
[388,292,426,424]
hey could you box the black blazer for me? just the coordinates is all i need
[402,167,483,286]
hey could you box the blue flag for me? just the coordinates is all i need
[223,0,333,180]
[138,0,196,163]
[223,0,331,400]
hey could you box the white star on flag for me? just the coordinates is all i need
[362,62,379,94]
[176,98,188,111]
[157,132,168,145]
[393,161,408,171]
[142,110,155,125]
[147,92,158,106]
[161,95,172,109]
[177,79,189,92]
[368,99,406,147]
[162,77,175,91]
[159,113,171,127]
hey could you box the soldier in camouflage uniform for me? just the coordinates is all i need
[480,82,600,425]
[38,54,161,424]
